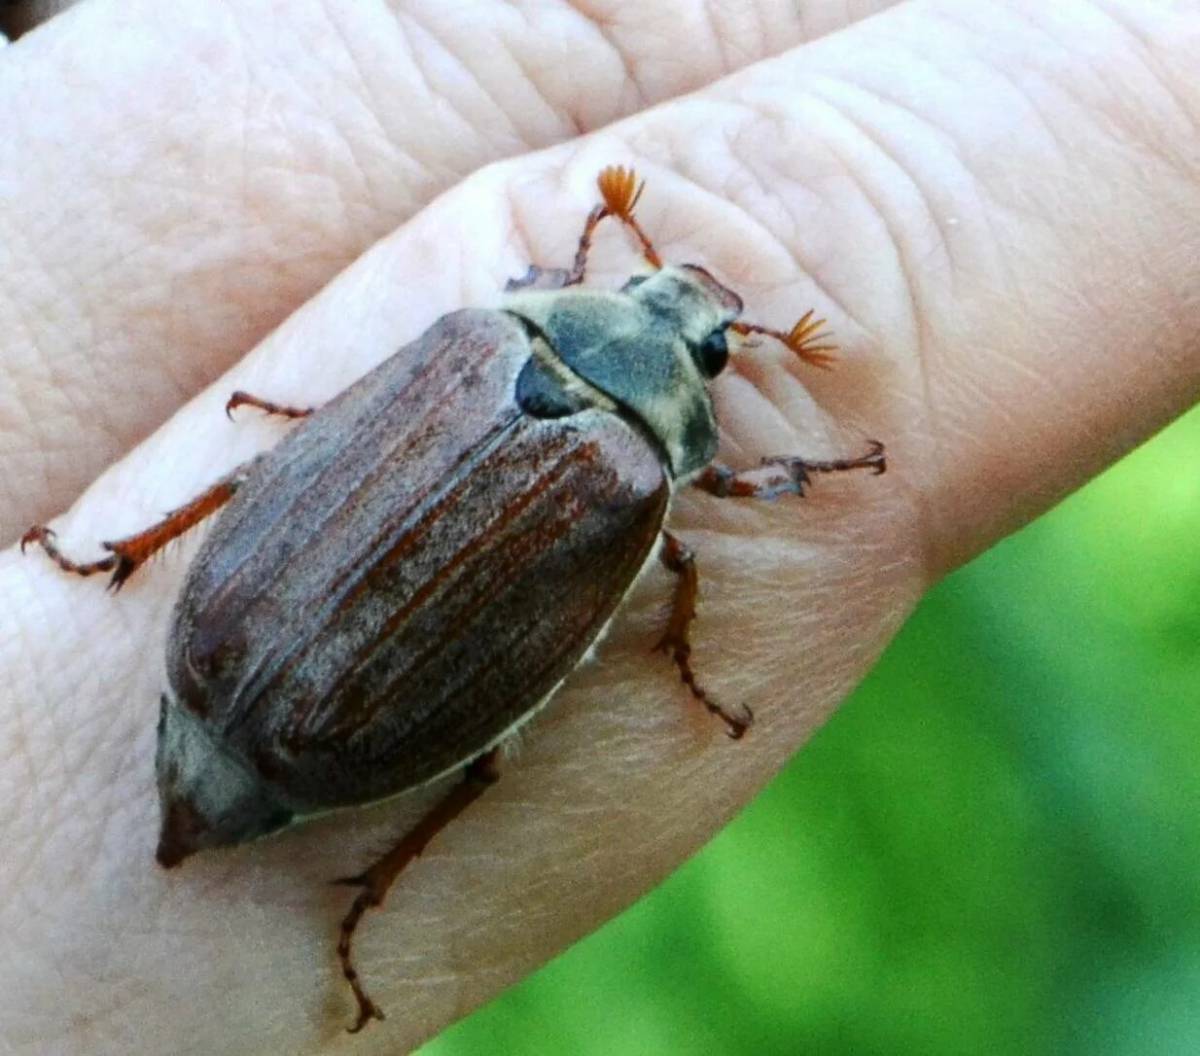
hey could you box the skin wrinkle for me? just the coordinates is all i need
[563,1,650,107]
[846,41,1068,572]
[1011,6,1186,200]
[315,0,391,143]
[416,10,547,153]
[710,98,863,325]
[938,13,1077,172]
[750,121,928,581]
[808,77,959,280]
[788,93,924,366]
[701,0,732,73]
[1081,7,1200,177]
[1105,16,1200,153]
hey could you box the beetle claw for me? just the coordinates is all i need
[346,1000,386,1034]
[723,704,754,740]
[505,263,573,292]
[19,525,50,554]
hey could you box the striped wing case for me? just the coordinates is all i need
[167,310,669,811]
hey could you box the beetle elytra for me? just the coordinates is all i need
[22,166,886,1031]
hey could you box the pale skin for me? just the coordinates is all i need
[2,1,1199,1053]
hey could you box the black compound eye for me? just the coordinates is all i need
[692,329,729,378]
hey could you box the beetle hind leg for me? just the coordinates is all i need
[332,748,501,1033]
[655,531,752,739]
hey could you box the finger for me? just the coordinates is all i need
[5,3,1200,1055]
[0,0,897,544]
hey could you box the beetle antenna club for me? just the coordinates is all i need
[596,164,663,270]
[731,309,838,369]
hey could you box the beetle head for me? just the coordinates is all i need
[155,694,293,867]
[621,264,742,382]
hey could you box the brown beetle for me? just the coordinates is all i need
[22,166,885,1031]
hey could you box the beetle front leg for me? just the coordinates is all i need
[506,202,610,292]
[224,390,315,420]
[655,531,752,740]
[333,747,502,1034]
[20,460,258,590]
[506,165,662,291]
[693,440,886,500]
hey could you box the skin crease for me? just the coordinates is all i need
[1,1,1199,1054]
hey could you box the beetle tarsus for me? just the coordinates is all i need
[338,887,388,1033]
[334,748,502,1032]
[694,441,887,501]
[655,531,753,738]
[504,264,574,292]
[21,524,120,578]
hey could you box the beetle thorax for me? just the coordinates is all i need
[503,266,742,477]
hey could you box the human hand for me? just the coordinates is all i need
[2,2,1198,1054]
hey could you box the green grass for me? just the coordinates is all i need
[421,406,1200,1056]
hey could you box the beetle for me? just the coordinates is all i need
[21,166,886,1032]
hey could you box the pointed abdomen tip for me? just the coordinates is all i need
[155,794,211,869]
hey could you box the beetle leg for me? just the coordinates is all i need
[506,166,662,291]
[507,202,610,291]
[655,531,752,740]
[224,390,315,420]
[20,461,257,590]
[693,440,886,500]
[332,747,502,1034]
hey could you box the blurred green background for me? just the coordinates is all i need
[421,407,1200,1056]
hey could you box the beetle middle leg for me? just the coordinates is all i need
[655,530,752,740]
[693,440,886,500]
[224,390,315,420]
[333,747,502,1034]
[20,460,258,590]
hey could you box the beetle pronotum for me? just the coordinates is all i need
[22,166,886,1032]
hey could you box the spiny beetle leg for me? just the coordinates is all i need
[693,440,887,500]
[333,748,502,1034]
[20,462,257,590]
[566,202,616,286]
[224,390,315,421]
[655,531,752,739]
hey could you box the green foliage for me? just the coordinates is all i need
[422,407,1200,1056]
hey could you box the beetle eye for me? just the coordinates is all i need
[692,329,729,378]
